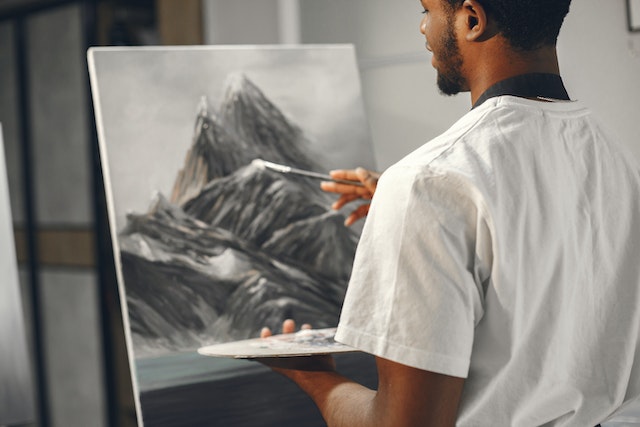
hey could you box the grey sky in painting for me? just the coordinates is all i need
[0,124,35,425]
[88,45,375,229]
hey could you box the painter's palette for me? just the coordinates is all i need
[198,328,356,358]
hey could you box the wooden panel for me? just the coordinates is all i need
[14,227,95,267]
[156,0,203,45]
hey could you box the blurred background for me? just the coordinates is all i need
[0,0,639,426]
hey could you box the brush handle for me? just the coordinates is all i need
[261,160,364,187]
[287,167,364,187]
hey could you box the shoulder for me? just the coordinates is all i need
[370,160,492,243]
[389,98,538,177]
[388,97,594,189]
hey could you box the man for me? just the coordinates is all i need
[261,0,640,425]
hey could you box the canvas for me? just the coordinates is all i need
[0,123,36,425]
[88,45,377,426]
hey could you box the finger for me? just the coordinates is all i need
[301,323,312,330]
[355,167,379,194]
[320,181,339,193]
[328,169,361,181]
[332,194,361,210]
[322,181,372,197]
[260,327,273,338]
[345,203,371,226]
[321,180,368,195]
[282,319,296,334]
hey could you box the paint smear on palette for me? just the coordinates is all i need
[198,327,356,358]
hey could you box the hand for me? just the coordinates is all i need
[260,319,310,338]
[320,167,380,226]
[257,319,336,373]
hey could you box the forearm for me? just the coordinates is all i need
[258,329,463,425]
[285,369,381,427]
[274,356,465,427]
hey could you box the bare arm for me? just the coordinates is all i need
[275,356,464,427]
[260,322,465,427]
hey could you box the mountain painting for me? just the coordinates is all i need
[88,46,377,426]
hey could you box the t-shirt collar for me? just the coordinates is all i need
[472,73,570,109]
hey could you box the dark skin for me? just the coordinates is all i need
[258,0,564,425]
[321,168,380,226]
[260,321,464,427]
[444,0,561,104]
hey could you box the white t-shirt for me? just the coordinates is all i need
[336,96,640,426]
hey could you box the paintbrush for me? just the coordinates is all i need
[251,159,364,187]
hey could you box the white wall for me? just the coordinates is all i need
[559,0,640,161]
[299,0,468,169]
[299,0,640,169]
[202,0,281,45]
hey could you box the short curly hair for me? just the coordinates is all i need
[443,0,572,51]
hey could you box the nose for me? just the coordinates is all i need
[420,18,427,35]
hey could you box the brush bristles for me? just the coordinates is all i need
[251,158,267,170]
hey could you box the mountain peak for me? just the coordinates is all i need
[197,95,210,117]
[219,74,321,173]
[170,102,259,206]
[221,73,277,120]
[223,72,258,96]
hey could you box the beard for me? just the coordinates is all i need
[435,18,466,95]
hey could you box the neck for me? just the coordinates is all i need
[466,43,561,106]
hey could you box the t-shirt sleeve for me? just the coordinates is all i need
[335,164,488,378]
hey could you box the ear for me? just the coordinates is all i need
[460,0,488,42]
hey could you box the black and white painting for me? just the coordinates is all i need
[88,46,377,426]
[0,123,36,425]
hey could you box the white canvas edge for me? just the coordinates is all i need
[87,48,145,427]
[86,43,356,53]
